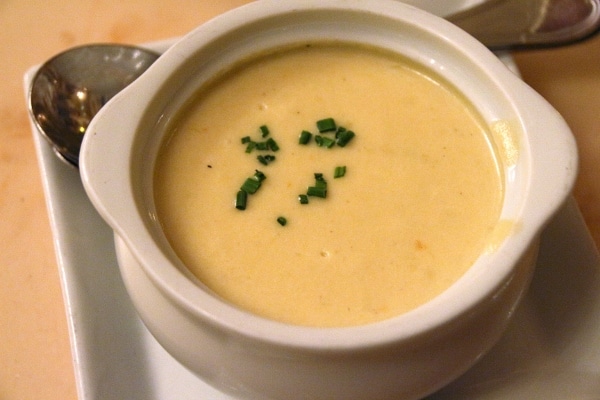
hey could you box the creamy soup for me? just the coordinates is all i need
[154,43,504,327]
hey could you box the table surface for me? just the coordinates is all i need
[2,1,599,399]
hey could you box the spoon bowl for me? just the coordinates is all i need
[28,44,160,167]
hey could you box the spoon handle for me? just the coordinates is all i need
[448,0,600,50]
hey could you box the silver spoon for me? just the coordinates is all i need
[28,44,160,167]
[28,0,600,167]
[449,0,600,50]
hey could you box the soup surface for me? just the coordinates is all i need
[154,43,503,327]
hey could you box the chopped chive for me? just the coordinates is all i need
[299,130,312,145]
[336,130,355,147]
[307,173,327,198]
[266,137,279,151]
[255,141,268,151]
[259,125,270,137]
[335,126,347,138]
[245,141,256,153]
[298,194,309,204]
[254,170,267,182]
[316,118,336,133]
[307,186,327,198]
[315,135,335,148]
[239,170,266,194]
[241,136,252,144]
[235,190,248,210]
[257,154,276,165]
[241,177,261,194]
[334,166,346,178]
[314,173,327,188]
[277,216,287,226]
[257,155,269,165]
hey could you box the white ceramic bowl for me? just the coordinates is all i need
[80,1,578,399]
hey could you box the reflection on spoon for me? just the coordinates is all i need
[28,44,160,167]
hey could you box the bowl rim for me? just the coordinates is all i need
[80,0,578,350]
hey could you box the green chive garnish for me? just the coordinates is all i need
[298,194,309,204]
[315,135,335,148]
[240,170,266,194]
[245,141,256,153]
[259,125,270,137]
[254,170,267,182]
[238,119,353,217]
[316,118,336,133]
[334,166,346,178]
[241,177,261,194]
[299,130,312,145]
[314,173,327,188]
[235,190,248,210]
[307,186,327,198]
[336,130,355,147]
[255,141,268,151]
[307,173,327,198]
[257,155,268,165]
[257,154,276,165]
[266,137,279,151]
